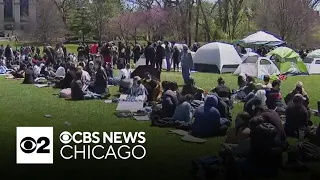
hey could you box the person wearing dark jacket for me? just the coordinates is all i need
[71,70,84,101]
[192,95,230,137]
[93,60,108,94]
[144,42,155,67]
[181,78,204,100]
[285,94,310,137]
[22,64,35,84]
[155,42,165,70]
[265,80,284,110]
[161,81,179,118]
[212,77,231,99]
[172,46,180,71]
[133,44,141,63]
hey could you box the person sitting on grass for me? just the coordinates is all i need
[93,60,108,94]
[212,77,231,99]
[244,90,267,117]
[285,94,311,138]
[161,81,179,118]
[130,76,147,98]
[181,78,204,100]
[265,79,284,110]
[192,95,230,137]
[284,81,309,108]
[173,94,194,123]
[142,72,162,102]
[262,75,272,89]
[78,62,91,87]
[22,63,35,84]
[70,69,84,101]
[12,62,26,78]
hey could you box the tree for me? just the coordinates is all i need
[34,0,65,43]
[256,0,319,46]
[69,7,92,42]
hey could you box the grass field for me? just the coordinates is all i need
[0,42,319,179]
[0,72,320,179]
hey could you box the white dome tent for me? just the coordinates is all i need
[193,42,242,73]
[234,52,280,78]
[305,58,320,75]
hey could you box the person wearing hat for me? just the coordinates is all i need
[130,76,147,99]
[285,94,311,137]
[181,44,193,84]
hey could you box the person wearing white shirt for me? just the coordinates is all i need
[77,63,91,87]
[118,63,132,80]
[33,64,41,77]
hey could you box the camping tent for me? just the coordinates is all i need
[307,49,320,59]
[135,52,195,69]
[234,52,280,78]
[240,31,284,46]
[267,47,308,75]
[305,58,320,75]
[193,42,242,73]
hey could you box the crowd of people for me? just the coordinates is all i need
[0,41,320,179]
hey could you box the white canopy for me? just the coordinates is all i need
[240,31,284,45]
[193,42,242,73]
[234,52,280,78]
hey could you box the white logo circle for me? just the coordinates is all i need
[59,131,72,144]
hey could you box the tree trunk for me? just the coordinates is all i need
[199,0,211,41]
[195,0,200,42]
[188,0,193,46]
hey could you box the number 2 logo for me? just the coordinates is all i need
[20,137,50,154]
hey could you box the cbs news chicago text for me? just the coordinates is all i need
[16,127,147,164]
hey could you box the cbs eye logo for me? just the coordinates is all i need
[20,137,50,154]
[59,131,72,144]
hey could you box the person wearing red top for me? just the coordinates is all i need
[90,43,98,54]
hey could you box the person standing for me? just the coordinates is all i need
[125,43,131,65]
[164,41,172,71]
[144,42,155,67]
[172,46,180,72]
[181,44,193,84]
[133,44,141,63]
[155,41,165,70]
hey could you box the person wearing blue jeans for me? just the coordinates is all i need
[181,44,194,84]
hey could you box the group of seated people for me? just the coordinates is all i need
[148,77,233,137]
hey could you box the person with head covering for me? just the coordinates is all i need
[181,44,194,84]
[130,76,147,98]
[244,90,267,117]
[181,78,204,100]
[55,63,66,78]
[192,95,230,137]
[285,94,311,137]
[173,94,194,123]
[285,81,309,107]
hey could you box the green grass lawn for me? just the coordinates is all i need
[0,72,320,179]
[0,41,319,179]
